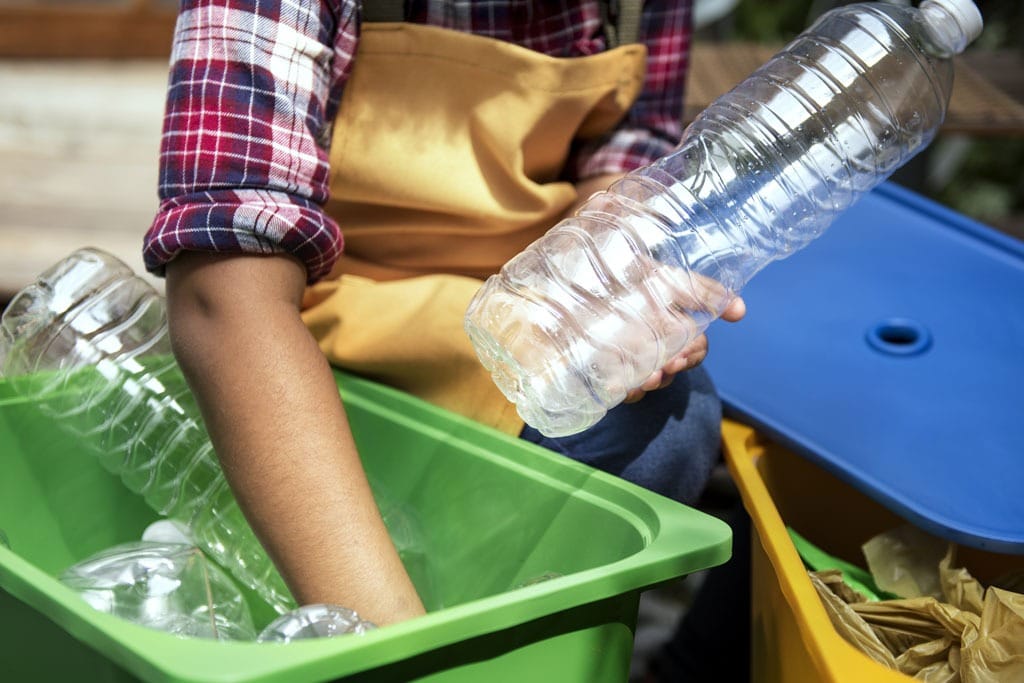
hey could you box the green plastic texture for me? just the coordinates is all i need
[0,370,731,682]
[786,527,894,602]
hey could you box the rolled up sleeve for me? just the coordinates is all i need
[144,0,357,282]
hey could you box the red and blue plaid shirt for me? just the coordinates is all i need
[144,0,694,282]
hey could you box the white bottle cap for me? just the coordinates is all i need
[142,519,195,545]
[926,0,984,46]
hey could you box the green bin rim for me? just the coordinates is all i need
[0,370,732,683]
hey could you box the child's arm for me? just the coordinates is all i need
[165,250,425,626]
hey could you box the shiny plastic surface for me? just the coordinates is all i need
[0,248,294,613]
[706,183,1024,553]
[0,370,731,682]
[60,541,256,641]
[466,1,977,436]
[722,420,1020,682]
[256,604,375,643]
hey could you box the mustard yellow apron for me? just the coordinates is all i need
[301,20,647,435]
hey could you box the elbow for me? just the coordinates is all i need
[163,251,307,367]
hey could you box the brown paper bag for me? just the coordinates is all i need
[807,527,1024,682]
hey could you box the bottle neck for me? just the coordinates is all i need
[919,1,973,57]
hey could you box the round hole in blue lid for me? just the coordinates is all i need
[866,318,932,356]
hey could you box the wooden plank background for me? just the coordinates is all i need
[687,43,1024,136]
[2,45,1022,300]
[0,60,168,297]
[0,1,176,59]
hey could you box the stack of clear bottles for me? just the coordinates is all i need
[0,248,295,614]
[464,0,983,437]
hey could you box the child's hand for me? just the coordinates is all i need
[624,296,746,403]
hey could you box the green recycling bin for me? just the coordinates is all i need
[0,369,731,682]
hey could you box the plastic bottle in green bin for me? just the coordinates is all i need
[0,247,296,614]
[256,603,376,643]
[464,0,983,437]
[59,540,258,641]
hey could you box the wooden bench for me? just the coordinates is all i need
[686,42,1024,136]
[0,61,168,299]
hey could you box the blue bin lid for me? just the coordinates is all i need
[705,183,1024,554]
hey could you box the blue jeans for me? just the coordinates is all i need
[519,365,722,505]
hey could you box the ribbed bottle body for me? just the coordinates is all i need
[466,2,960,437]
[656,2,953,284]
[0,248,295,613]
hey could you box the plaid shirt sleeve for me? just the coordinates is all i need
[572,0,693,179]
[143,0,356,282]
[144,0,694,282]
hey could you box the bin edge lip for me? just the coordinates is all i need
[0,371,733,682]
[721,419,925,683]
[721,401,1024,555]
[0,535,733,683]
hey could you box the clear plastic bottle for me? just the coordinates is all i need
[464,0,983,437]
[256,604,376,643]
[0,248,295,614]
[59,541,257,641]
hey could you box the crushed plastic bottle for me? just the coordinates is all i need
[464,0,983,437]
[256,604,376,643]
[0,248,295,613]
[59,541,256,641]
